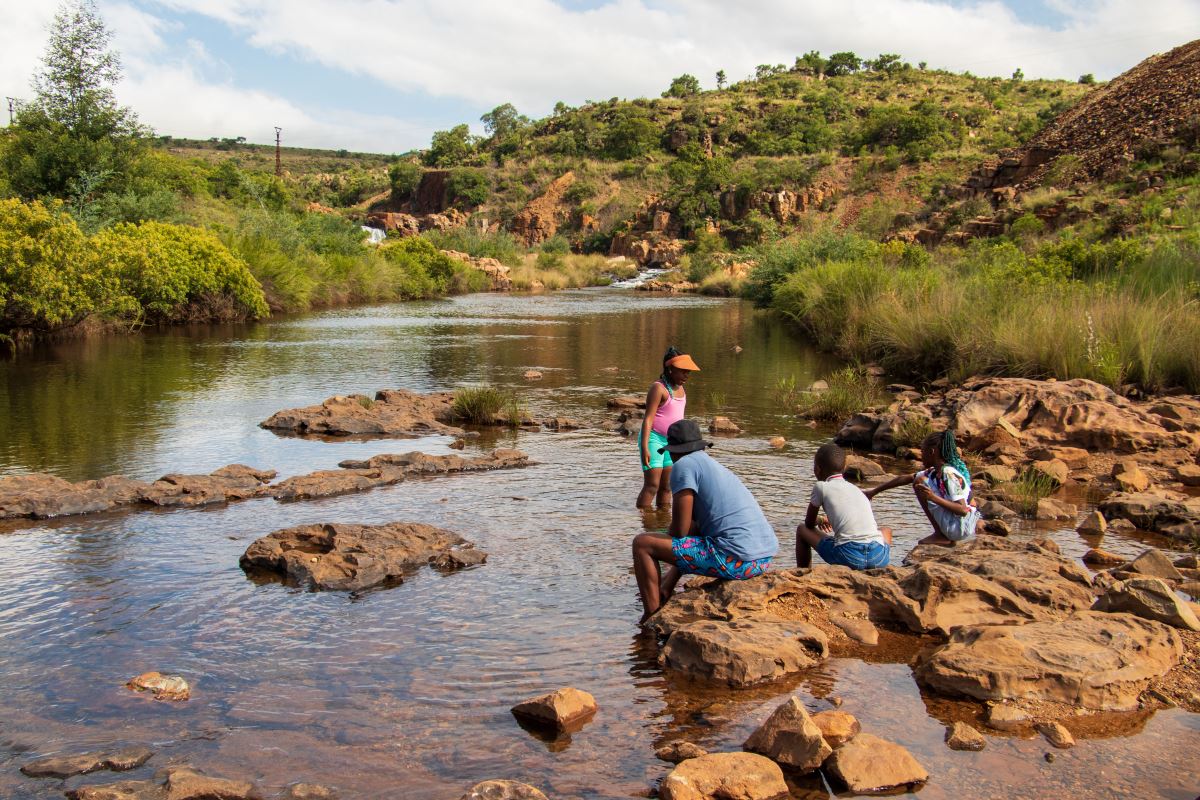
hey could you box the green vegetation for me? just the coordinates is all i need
[890,414,935,449]
[795,367,887,420]
[999,468,1059,517]
[452,385,520,424]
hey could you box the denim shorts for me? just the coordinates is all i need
[814,538,890,570]
[672,536,772,579]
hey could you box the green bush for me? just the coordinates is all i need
[388,161,422,201]
[795,367,887,420]
[452,385,517,424]
[422,227,524,266]
[446,168,490,207]
[663,74,702,98]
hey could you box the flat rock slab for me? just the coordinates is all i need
[66,766,259,800]
[916,611,1181,711]
[1099,492,1200,541]
[824,733,928,794]
[21,746,153,778]
[261,390,463,437]
[659,752,789,800]
[0,473,147,520]
[744,697,832,772]
[240,522,484,591]
[459,781,548,800]
[137,465,276,507]
[269,449,529,500]
[511,687,597,732]
[660,619,828,687]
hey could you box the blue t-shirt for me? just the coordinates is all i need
[669,450,778,561]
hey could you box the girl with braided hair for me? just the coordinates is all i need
[865,428,980,546]
[636,346,701,509]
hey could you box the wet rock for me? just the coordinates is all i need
[270,449,528,500]
[659,752,788,800]
[831,616,878,645]
[1083,548,1126,567]
[126,672,190,701]
[843,455,885,482]
[21,746,153,778]
[607,395,646,410]
[981,519,1012,537]
[985,703,1031,732]
[1091,578,1200,630]
[708,416,741,434]
[979,500,1017,519]
[137,465,276,507]
[68,766,261,800]
[280,785,338,800]
[655,741,708,763]
[1177,555,1200,569]
[1127,548,1184,582]
[511,687,597,732]
[1112,461,1151,493]
[767,436,786,450]
[261,390,463,437]
[459,781,548,800]
[659,619,828,687]
[430,545,487,570]
[522,370,543,380]
[944,721,986,751]
[823,733,928,794]
[449,438,467,450]
[1035,721,1075,749]
[1036,498,1077,521]
[916,612,1181,711]
[1029,536,1061,555]
[834,414,881,449]
[0,473,148,520]
[811,711,860,749]
[743,697,832,772]
[542,417,580,431]
[1098,491,1200,540]
[1076,510,1107,536]
[240,522,481,591]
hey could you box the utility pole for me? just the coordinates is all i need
[5,97,17,125]
[274,127,282,177]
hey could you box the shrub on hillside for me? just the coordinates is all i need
[663,74,702,98]
[446,168,490,207]
[389,161,423,201]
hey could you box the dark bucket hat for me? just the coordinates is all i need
[658,419,713,456]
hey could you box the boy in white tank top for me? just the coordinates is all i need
[797,443,892,570]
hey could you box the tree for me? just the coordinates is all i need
[795,51,827,76]
[1011,67,1025,81]
[715,70,727,90]
[663,74,701,98]
[825,52,861,76]
[754,64,787,81]
[388,161,422,201]
[480,103,529,140]
[1078,73,1096,85]
[423,124,476,167]
[2,0,145,200]
[868,54,904,75]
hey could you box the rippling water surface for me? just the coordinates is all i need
[1,290,1196,799]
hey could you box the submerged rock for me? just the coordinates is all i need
[655,741,708,763]
[21,746,153,778]
[823,733,928,794]
[743,697,832,772]
[708,416,741,434]
[269,449,528,500]
[459,780,548,800]
[658,752,788,800]
[240,522,483,591]
[126,672,190,701]
[659,619,827,687]
[510,687,597,732]
[67,766,259,800]
[916,612,1181,711]
[945,721,986,751]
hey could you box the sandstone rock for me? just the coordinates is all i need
[459,781,548,800]
[0,473,150,520]
[261,390,463,437]
[270,449,528,500]
[767,436,786,449]
[240,522,482,591]
[1180,581,1200,600]
[708,416,741,434]
[1029,446,1091,470]
[1036,498,1077,521]
[511,172,576,246]
[1113,461,1151,493]
[832,615,879,645]
[898,561,1043,635]
[162,767,260,800]
[126,672,190,701]
[743,697,832,772]
[522,370,542,380]
[967,422,1021,452]
[655,741,708,763]
[1175,464,1200,486]
[979,500,1017,519]
[843,455,885,481]
[1099,491,1200,539]
[1030,459,1069,488]
[280,785,338,800]
[1108,517,1138,533]
[659,619,827,687]
[824,734,928,794]
[1029,536,1061,555]
[980,465,1017,485]
[659,752,788,800]
[945,721,986,751]
[1077,510,1107,535]
[981,519,1012,536]
[1091,578,1200,630]
[511,687,597,731]
[985,703,1031,732]
[1036,721,1075,749]
[137,465,276,507]
[916,612,1181,711]
[21,746,153,778]
[811,711,861,749]
[1127,548,1184,581]
[607,395,646,410]
[1177,555,1200,569]
[1083,548,1126,567]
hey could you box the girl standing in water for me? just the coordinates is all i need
[637,347,701,508]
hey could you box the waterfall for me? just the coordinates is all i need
[361,225,386,245]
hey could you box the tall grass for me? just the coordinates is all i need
[452,385,522,424]
[998,468,1059,517]
[509,253,622,290]
[796,367,888,420]
[422,227,525,267]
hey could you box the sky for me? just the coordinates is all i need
[1,0,1197,154]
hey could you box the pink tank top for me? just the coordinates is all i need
[652,379,686,436]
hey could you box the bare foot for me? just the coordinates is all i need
[917,532,955,548]
[638,608,658,626]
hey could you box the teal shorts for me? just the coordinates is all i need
[640,430,674,472]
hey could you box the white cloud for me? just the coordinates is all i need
[3,0,1198,151]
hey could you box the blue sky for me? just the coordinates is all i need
[2,0,1197,153]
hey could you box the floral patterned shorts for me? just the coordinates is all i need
[671,536,772,579]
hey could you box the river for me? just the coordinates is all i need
[0,290,1196,799]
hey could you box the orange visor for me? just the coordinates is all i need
[667,354,701,371]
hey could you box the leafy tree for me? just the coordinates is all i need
[918,61,928,70]
[825,52,861,76]
[1078,73,1096,85]
[388,161,423,201]
[446,168,489,207]
[755,64,787,81]
[868,54,904,75]
[795,51,827,76]
[1,0,146,200]
[423,124,476,167]
[604,108,658,159]
[663,74,701,98]
[480,103,529,139]
[553,101,570,116]
[716,70,727,90]
[1011,67,1025,81]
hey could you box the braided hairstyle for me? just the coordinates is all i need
[923,429,970,487]
[659,346,682,390]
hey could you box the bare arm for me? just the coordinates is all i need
[914,482,972,516]
[640,383,667,468]
[864,472,917,500]
[669,489,695,539]
[803,502,820,531]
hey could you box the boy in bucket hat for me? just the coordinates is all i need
[632,419,779,625]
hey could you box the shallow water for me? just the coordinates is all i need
[1,290,1196,799]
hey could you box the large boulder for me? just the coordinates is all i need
[1091,578,1200,630]
[915,612,1181,711]
[1099,491,1200,540]
[260,390,463,437]
[743,697,832,772]
[239,522,483,591]
[659,619,828,687]
[823,734,928,794]
[659,752,789,800]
